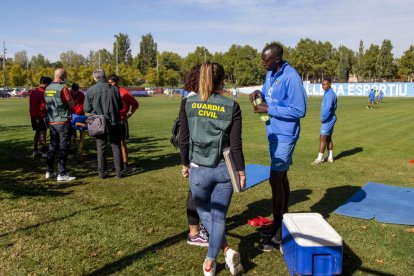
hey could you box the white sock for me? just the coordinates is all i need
[328,150,333,159]
[317,153,324,161]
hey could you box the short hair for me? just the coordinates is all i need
[93,69,106,80]
[107,74,119,83]
[184,64,201,92]
[262,43,284,58]
[71,83,80,91]
[40,76,52,86]
[323,78,332,84]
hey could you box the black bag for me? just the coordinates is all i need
[87,90,110,137]
[170,117,180,148]
[86,115,108,136]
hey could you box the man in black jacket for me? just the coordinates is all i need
[84,69,124,178]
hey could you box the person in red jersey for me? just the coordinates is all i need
[108,74,139,172]
[29,76,52,157]
[70,83,87,156]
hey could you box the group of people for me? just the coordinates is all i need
[367,88,385,109]
[178,43,308,275]
[29,68,139,181]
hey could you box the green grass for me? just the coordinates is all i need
[0,95,413,275]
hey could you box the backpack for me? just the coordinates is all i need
[170,117,180,149]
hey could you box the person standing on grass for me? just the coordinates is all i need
[249,43,307,252]
[378,90,384,103]
[367,89,375,109]
[44,68,76,181]
[84,69,124,179]
[311,78,337,165]
[70,83,87,156]
[179,62,245,276]
[179,64,209,247]
[29,76,52,158]
[107,74,139,172]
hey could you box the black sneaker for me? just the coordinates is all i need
[256,237,281,252]
[259,228,275,237]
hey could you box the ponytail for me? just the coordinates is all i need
[198,62,225,101]
[199,63,213,101]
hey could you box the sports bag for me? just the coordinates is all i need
[87,90,110,137]
[86,115,108,136]
[170,117,180,148]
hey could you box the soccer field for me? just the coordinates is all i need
[0,95,413,275]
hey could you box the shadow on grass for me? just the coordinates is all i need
[227,189,312,273]
[310,185,362,218]
[334,147,363,161]
[0,203,120,238]
[85,230,188,276]
[342,242,394,276]
[0,135,180,197]
[84,190,311,275]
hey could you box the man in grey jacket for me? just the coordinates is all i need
[84,69,124,178]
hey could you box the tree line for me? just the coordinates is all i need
[1,33,414,89]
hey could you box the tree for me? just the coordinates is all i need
[363,44,380,81]
[398,45,414,81]
[86,49,113,68]
[30,54,50,71]
[145,67,163,86]
[292,38,318,80]
[354,40,365,80]
[182,46,212,73]
[113,33,133,65]
[222,44,262,85]
[159,51,182,71]
[8,64,27,87]
[14,51,29,68]
[336,45,355,82]
[60,50,86,68]
[375,39,397,80]
[164,69,180,87]
[136,33,157,75]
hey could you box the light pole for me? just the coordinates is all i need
[114,35,119,75]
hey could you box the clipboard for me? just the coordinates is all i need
[223,148,242,193]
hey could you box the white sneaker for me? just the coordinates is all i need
[45,171,56,179]
[311,159,324,165]
[225,248,244,275]
[327,157,334,163]
[203,260,216,276]
[32,150,40,157]
[42,152,48,158]
[57,175,76,182]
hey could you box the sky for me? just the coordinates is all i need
[1,0,413,62]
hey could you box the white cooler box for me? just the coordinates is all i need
[282,213,342,276]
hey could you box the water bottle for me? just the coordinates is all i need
[253,96,270,122]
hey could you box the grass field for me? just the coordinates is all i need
[0,95,413,275]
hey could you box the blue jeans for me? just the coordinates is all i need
[190,162,233,261]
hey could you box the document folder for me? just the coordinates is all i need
[223,148,242,193]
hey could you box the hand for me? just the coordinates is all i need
[253,102,269,113]
[249,90,262,104]
[181,165,189,178]
[238,171,246,190]
[127,112,133,119]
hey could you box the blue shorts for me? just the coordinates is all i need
[320,121,336,135]
[269,140,296,171]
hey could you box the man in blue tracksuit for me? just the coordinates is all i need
[250,43,307,252]
[311,78,337,165]
[367,89,375,109]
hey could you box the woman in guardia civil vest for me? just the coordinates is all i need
[179,62,245,276]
